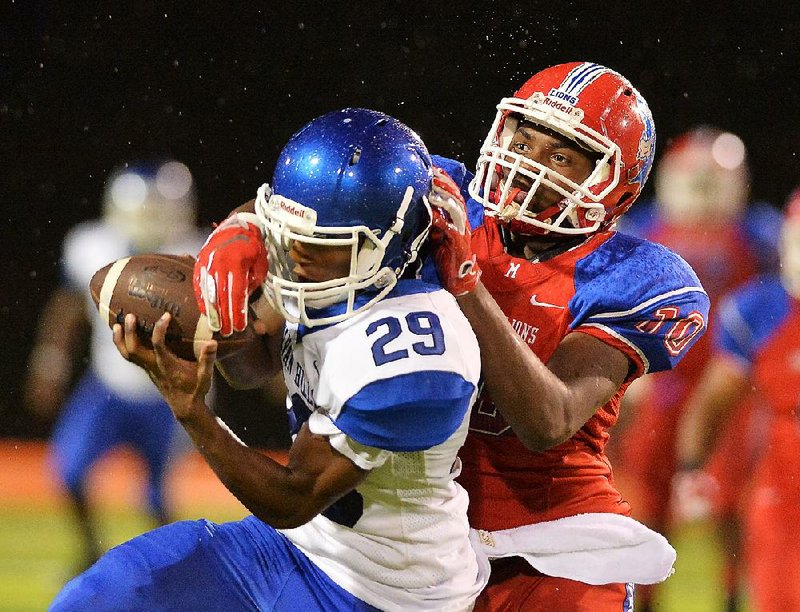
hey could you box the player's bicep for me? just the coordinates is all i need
[284,422,368,523]
[547,332,630,423]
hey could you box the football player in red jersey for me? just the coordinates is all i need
[611,127,781,612]
[189,62,710,611]
[428,62,709,611]
[676,191,800,612]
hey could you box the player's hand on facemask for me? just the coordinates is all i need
[193,212,268,336]
[429,167,481,297]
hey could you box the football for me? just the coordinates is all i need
[89,253,258,361]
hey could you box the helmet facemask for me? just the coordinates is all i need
[469,93,619,236]
[256,183,430,327]
[655,128,749,226]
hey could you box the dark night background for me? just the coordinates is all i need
[3,2,800,438]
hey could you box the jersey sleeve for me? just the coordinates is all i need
[714,275,790,368]
[332,370,475,452]
[306,411,390,470]
[570,234,710,376]
[430,154,483,232]
[312,287,480,452]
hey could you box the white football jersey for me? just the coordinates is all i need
[62,220,206,399]
[278,280,485,611]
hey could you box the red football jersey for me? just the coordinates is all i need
[458,214,709,530]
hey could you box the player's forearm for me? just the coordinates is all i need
[26,288,90,416]
[28,288,87,378]
[456,283,577,450]
[178,402,319,529]
[215,332,281,389]
[216,298,284,389]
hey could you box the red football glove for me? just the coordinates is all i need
[193,212,268,336]
[428,167,481,297]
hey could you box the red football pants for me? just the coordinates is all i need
[473,557,632,612]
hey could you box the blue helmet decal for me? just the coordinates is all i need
[630,92,656,186]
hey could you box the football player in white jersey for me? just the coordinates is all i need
[52,108,488,611]
[25,160,205,571]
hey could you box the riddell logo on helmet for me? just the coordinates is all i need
[280,201,306,218]
[541,96,575,115]
[272,197,312,221]
[547,88,578,106]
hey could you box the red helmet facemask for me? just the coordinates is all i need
[469,62,656,237]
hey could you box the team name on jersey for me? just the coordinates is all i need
[291,361,315,407]
[281,328,317,410]
[280,332,294,371]
[509,317,539,345]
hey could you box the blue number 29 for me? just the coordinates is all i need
[366,310,445,366]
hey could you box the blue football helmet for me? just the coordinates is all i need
[255,108,433,326]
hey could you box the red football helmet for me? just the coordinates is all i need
[781,187,800,298]
[655,126,749,225]
[468,62,656,236]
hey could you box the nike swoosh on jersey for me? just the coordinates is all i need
[529,294,564,309]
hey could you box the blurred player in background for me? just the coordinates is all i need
[427,62,710,611]
[53,109,488,611]
[676,190,800,612]
[24,160,206,571]
[610,127,782,611]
